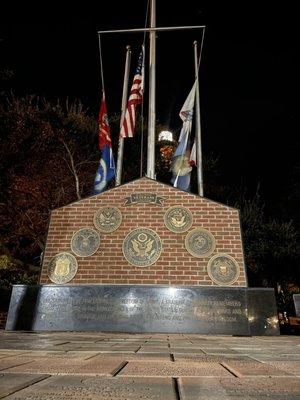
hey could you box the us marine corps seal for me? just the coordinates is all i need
[185,227,215,258]
[123,228,162,267]
[47,252,78,284]
[164,206,193,233]
[71,228,100,257]
[93,206,122,233]
[207,253,240,286]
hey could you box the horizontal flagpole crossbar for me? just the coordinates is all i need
[98,25,206,34]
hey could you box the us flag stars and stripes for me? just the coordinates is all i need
[120,47,144,138]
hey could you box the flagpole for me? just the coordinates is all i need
[116,46,131,186]
[193,40,204,196]
[147,0,156,179]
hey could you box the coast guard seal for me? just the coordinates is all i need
[207,253,240,285]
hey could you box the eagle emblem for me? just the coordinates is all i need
[123,228,162,267]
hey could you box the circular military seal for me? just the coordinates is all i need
[207,253,240,286]
[123,228,162,267]
[185,227,215,258]
[93,207,122,233]
[71,228,100,257]
[47,252,78,284]
[164,206,193,233]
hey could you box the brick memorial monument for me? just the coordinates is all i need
[5,6,279,335]
[6,178,279,335]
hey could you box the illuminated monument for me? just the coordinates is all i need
[6,1,279,335]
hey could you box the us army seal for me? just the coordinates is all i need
[94,206,122,233]
[71,228,100,257]
[123,228,162,267]
[185,227,215,258]
[207,253,240,285]
[164,206,193,233]
[47,252,78,284]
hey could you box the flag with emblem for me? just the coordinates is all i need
[93,91,115,194]
[120,47,144,138]
[171,80,197,191]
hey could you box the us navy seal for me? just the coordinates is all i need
[164,206,193,233]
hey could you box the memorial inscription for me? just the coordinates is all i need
[6,285,253,334]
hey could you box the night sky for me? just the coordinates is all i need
[1,1,298,217]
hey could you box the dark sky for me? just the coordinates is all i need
[0,1,299,216]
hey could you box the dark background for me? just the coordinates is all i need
[0,1,299,222]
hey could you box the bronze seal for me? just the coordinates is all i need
[47,252,78,284]
[207,253,240,285]
[164,206,193,233]
[123,228,162,267]
[71,228,100,257]
[185,227,215,258]
[94,207,122,233]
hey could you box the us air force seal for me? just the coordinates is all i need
[207,253,240,286]
[93,207,122,233]
[185,227,215,258]
[71,228,100,257]
[47,252,78,284]
[164,206,193,233]
[123,228,162,267]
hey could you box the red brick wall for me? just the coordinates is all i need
[40,178,247,286]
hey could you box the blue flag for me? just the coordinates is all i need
[93,92,115,194]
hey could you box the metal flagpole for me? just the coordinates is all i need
[98,34,105,92]
[193,40,204,196]
[115,46,131,186]
[147,0,156,179]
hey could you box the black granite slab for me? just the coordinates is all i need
[247,288,279,336]
[5,285,279,335]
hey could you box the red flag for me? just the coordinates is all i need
[120,48,144,138]
[98,91,112,150]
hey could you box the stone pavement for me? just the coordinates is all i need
[0,331,299,399]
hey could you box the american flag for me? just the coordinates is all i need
[120,47,144,138]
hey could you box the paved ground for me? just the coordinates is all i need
[0,331,299,399]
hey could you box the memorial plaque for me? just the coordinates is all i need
[47,253,78,284]
[164,206,193,233]
[6,285,279,335]
[93,206,122,233]
[71,228,100,257]
[185,228,215,258]
[207,253,240,286]
[123,228,162,267]
[124,193,164,206]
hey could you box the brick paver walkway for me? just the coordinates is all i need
[0,331,299,399]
